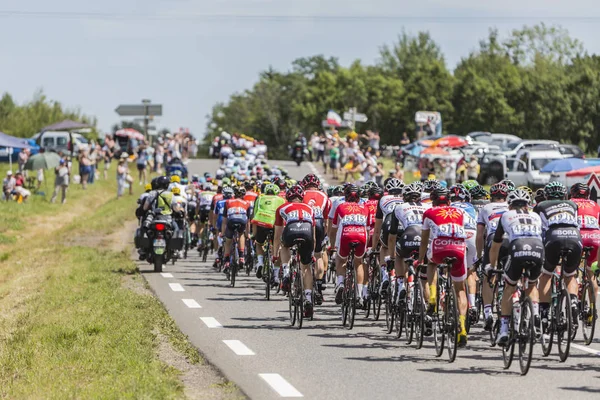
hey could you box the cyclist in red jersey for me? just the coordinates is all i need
[418,187,469,346]
[273,184,316,317]
[570,183,600,301]
[331,184,371,308]
[364,185,383,240]
[243,180,258,203]
[301,174,331,305]
[222,187,251,276]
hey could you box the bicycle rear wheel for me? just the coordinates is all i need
[445,285,458,363]
[230,258,237,288]
[348,270,357,330]
[541,305,554,357]
[518,297,534,375]
[289,265,297,326]
[433,282,445,357]
[373,266,382,321]
[414,282,425,349]
[502,315,515,369]
[582,279,597,345]
[557,289,572,362]
[295,268,304,329]
[489,282,500,346]
[395,297,405,339]
[385,288,394,334]
[406,283,415,345]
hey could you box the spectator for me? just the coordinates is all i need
[78,149,92,189]
[467,156,480,181]
[2,170,16,201]
[13,172,30,201]
[444,158,457,186]
[394,162,405,181]
[102,135,114,180]
[51,159,69,204]
[88,143,99,184]
[155,142,165,173]
[375,162,384,186]
[36,168,44,190]
[400,132,410,146]
[136,145,149,185]
[116,153,133,198]
[17,148,29,177]
[329,139,340,180]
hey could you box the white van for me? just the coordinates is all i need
[32,131,89,153]
[505,149,567,188]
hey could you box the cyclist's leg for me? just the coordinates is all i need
[539,232,561,324]
[223,222,235,270]
[254,225,266,266]
[562,233,583,314]
[354,235,368,303]
[498,256,519,344]
[335,236,350,304]
[482,236,496,327]
[298,225,315,306]
[313,219,326,294]
[583,230,600,300]
[465,231,477,312]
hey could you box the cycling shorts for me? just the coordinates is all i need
[428,238,467,282]
[338,225,368,259]
[379,213,393,248]
[395,225,422,259]
[224,217,247,239]
[199,206,210,223]
[465,230,477,269]
[581,229,600,267]
[282,222,314,265]
[314,219,326,253]
[543,227,582,277]
[483,234,509,268]
[504,238,544,285]
[187,202,198,219]
[254,226,273,245]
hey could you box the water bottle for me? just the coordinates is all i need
[512,291,521,331]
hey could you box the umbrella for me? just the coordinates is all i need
[421,147,450,156]
[566,165,600,177]
[432,136,468,148]
[115,128,144,141]
[540,158,588,173]
[24,152,61,170]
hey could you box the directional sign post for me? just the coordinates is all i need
[342,107,368,130]
[115,100,162,139]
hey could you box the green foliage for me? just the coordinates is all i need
[207,24,600,151]
[0,89,96,138]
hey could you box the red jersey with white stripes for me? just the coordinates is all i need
[303,189,331,220]
[274,202,315,227]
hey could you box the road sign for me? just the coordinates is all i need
[343,112,367,122]
[115,104,162,117]
[588,173,600,205]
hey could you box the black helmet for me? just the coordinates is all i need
[430,187,450,205]
[544,181,567,200]
[155,176,170,190]
[534,188,546,204]
[333,185,344,196]
[368,185,384,201]
[234,186,246,198]
[570,182,590,199]
[344,184,360,202]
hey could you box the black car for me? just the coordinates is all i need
[558,144,585,158]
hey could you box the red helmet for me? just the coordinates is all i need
[286,184,305,201]
[301,174,320,189]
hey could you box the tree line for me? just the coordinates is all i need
[0,89,96,138]
[205,23,600,156]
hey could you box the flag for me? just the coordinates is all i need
[326,110,342,127]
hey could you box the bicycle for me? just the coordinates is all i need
[384,259,396,335]
[227,226,243,288]
[465,259,484,333]
[245,237,255,276]
[200,226,211,263]
[432,257,459,363]
[183,219,190,260]
[365,248,382,320]
[576,246,598,345]
[261,231,274,300]
[327,248,336,284]
[497,264,536,376]
[341,242,359,330]
[540,249,573,362]
[405,252,425,349]
[288,239,306,329]
[488,268,505,347]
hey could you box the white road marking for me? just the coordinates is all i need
[169,283,185,292]
[182,299,202,308]
[160,273,174,278]
[572,343,600,356]
[223,340,255,355]
[200,317,222,328]
[259,374,303,397]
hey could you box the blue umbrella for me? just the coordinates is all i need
[541,158,588,173]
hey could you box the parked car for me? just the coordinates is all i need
[557,144,585,159]
[506,149,567,188]
[467,132,521,149]
[32,131,89,154]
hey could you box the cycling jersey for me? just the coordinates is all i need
[332,202,371,258]
[494,209,543,243]
[214,199,227,230]
[275,202,315,226]
[363,199,378,229]
[572,198,600,266]
[392,201,430,231]
[199,191,216,210]
[477,202,509,238]
[451,202,477,231]
[534,200,579,232]
[375,195,403,220]
[472,199,490,212]
[328,196,345,220]
[303,189,331,220]
[224,199,251,221]
[244,191,258,204]
[211,193,224,212]
[251,194,285,228]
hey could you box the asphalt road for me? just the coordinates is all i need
[141,158,600,399]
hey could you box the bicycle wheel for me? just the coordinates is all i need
[230,259,237,287]
[518,297,534,375]
[289,269,297,327]
[541,304,554,357]
[395,296,405,339]
[489,282,501,347]
[348,270,357,330]
[557,289,572,362]
[296,268,304,329]
[582,279,597,345]
[385,287,394,334]
[502,314,515,369]
[406,283,415,345]
[373,266,382,321]
[433,282,445,357]
[445,285,458,363]
[365,266,373,319]
[265,263,272,301]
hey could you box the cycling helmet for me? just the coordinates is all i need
[203,172,211,178]
[544,181,567,200]
[222,177,231,186]
[171,187,181,195]
[385,178,404,195]
[274,177,287,191]
[170,175,180,183]
[156,176,170,190]
[264,183,280,196]
[234,186,246,198]
[326,186,335,197]
[462,180,479,191]
[301,174,320,189]
[500,179,516,192]
[469,184,487,200]
[181,178,188,185]
[222,187,234,199]
[403,182,422,202]
[191,174,199,182]
[286,184,304,201]
[430,187,450,205]
[449,185,470,202]
[507,188,531,206]
[423,179,441,193]
[344,184,360,203]
[368,185,384,201]
[489,183,509,198]
[534,188,546,204]
[517,186,533,197]
[144,183,152,192]
[244,180,254,190]
[363,181,377,191]
[333,185,344,196]
[570,182,590,199]
[359,184,370,198]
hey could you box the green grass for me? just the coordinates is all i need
[0,167,201,399]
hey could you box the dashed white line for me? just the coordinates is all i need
[200,317,222,328]
[160,273,174,278]
[169,283,185,292]
[572,343,600,356]
[259,373,303,397]
[182,299,202,308]
[223,340,255,355]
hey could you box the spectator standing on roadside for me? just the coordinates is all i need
[2,170,16,201]
[375,162,384,186]
[394,162,405,181]
[102,135,114,180]
[329,139,340,180]
[155,142,165,173]
[467,155,480,181]
[17,148,29,177]
[400,132,410,146]
[444,158,457,186]
[78,149,92,190]
[88,143,99,184]
[51,159,69,204]
[116,153,133,198]
[136,145,148,185]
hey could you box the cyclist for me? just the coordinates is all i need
[198,185,216,250]
[208,186,224,252]
[222,186,251,276]
[331,184,371,308]
[470,184,490,212]
[418,187,469,346]
[421,178,440,203]
[251,183,285,283]
[534,188,545,205]
[273,185,316,317]
[535,181,582,332]
[388,182,428,306]
[302,174,331,305]
[477,183,510,331]
[374,178,404,295]
[570,183,600,304]
[490,188,543,345]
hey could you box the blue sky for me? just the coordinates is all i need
[1,0,599,137]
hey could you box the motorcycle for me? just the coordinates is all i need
[135,210,184,272]
[289,145,304,166]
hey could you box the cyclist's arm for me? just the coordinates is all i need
[476,223,485,259]
[489,220,505,268]
[273,224,283,257]
[417,227,430,265]
[387,212,400,252]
